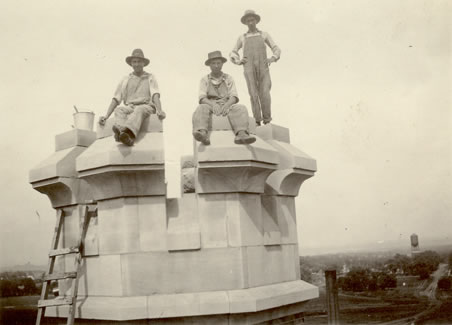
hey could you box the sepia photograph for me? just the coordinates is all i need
[0,0,451,324]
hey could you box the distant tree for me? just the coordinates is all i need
[408,251,441,279]
[386,254,411,274]
[21,278,38,295]
[367,274,378,291]
[339,268,369,292]
[299,264,312,283]
[0,279,18,297]
[376,273,397,289]
[438,277,451,291]
[0,273,40,297]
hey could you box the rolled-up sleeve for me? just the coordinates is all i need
[198,76,208,103]
[112,78,125,104]
[149,75,160,99]
[226,75,239,103]
[229,35,244,65]
[263,32,281,61]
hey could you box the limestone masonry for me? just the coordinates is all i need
[29,115,318,324]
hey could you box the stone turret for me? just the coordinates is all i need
[29,114,318,324]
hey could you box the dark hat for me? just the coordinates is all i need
[125,49,150,66]
[204,51,227,66]
[241,9,261,24]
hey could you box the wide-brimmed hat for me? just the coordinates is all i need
[125,49,150,66]
[204,51,227,66]
[241,9,261,24]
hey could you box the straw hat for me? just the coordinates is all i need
[204,51,227,66]
[125,48,150,66]
[241,10,261,24]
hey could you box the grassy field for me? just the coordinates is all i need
[0,296,39,325]
[302,287,431,324]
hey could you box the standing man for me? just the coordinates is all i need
[192,51,256,146]
[230,10,281,126]
[99,48,166,146]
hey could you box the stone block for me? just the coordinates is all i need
[96,114,163,139]
[261,195,281,246]
[77,255,123,296]
[196,163,276,194]
[268,140,317,171]
[278,197,298,244]
[121,248,247,295]
[265,168,315,197]
[166,160,182,199]
[195,131,278,194]
[226,193,264,247]
[47,281,318,321]
[147,291,229,318]
[166,194,200,251]
[76,132,164,173]
[228,280,319,313]
[55,129,97,151]
[245,245,297,288]
[84,209,99,257]
[294,244,301,280]
[197,194,228,248]
[79,169,165,201]
[61,205,98,257]
[260,195,298,245]
[62,206,81,249]
[97,198,140,254]
[46,296,147,320]
[255,124,290,143]
[196,131,278,165]
[138,196,167,252]
[29,146,87,182]
[30,177,93,208]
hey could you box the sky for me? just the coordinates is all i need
[0,0,450,266]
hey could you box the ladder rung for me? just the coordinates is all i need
[49,247,79,257]
[44,272,77,281]
[38,297,73,308]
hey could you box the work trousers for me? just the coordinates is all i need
[243,34,272,124]
[192,104,249,135]
[114,104,155,137]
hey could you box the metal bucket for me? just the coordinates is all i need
[73,112,95,131]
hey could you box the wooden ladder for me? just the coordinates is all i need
[36,204,97,325]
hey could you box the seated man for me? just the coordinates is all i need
[192,51,256,145]
[99,48,166,146]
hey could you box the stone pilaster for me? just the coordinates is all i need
[257,123,317,281]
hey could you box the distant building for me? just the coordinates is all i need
[410,233,421,257]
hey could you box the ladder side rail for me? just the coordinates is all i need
[36,209,65,325]
[67,205,96,325]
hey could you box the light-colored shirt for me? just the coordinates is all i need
[230,30,281,65]
[198,73,239,103]
[113,71,160,105]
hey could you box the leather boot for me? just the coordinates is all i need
[119,128,135,146]
[234,130,256,145]
[193,129,210,145]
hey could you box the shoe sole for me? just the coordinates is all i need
[193,131,210,145]
[234,136,256,145]
[119,132,134,146]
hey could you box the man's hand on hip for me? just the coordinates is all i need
[99,116,107,126]
[157,110,166,120]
